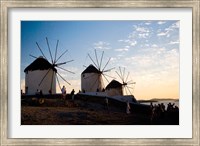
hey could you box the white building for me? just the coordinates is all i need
[81,64,104,92]
[105,80,123,96]
[24,57,56,95]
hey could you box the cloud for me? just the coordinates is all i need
[130,40,137,46]
[157,21,179,37]
[169,40,179,45]
[171,21,179,28]
[118,38,137,47]
[157,21,166,25]
[93,41,111,50]
[138,33,149,38]
[145,22,151,25]
[151,44,158,47]
[118,39,124,42]
[157,32,168,36]
[115,48,129,52]
[124,47,179,72]
[135,27,150,33]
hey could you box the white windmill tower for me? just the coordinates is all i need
[106,67,137,102]
[106,67,136,96]
[24,37,74,95]
[81,49,115,93]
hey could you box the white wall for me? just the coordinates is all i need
[25,69,56,95]
[81,73,103,92]
[106,87,123,97]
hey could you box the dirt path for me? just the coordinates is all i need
[21,99,151,125]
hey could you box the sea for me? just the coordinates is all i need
[141,100,179,110]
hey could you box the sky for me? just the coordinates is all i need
[21,20,179,100]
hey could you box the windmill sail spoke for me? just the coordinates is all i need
[36,42,47,60]
[102,74,109,83]
[127,80,136,84]
[126,86,132,95]
[55,49,68,63]
[29,54,37,59]
[119,67,124,82]
[55,74,62,91]
[56,62,66,66]
[90,77,99,90]
[57,72,71,85]
[124,86,128,95]
[88,53,98,69]
[127,82,136,85]
[116,71,123,81]
[103,73,116,79]
[50,71,54,92]
[65,59,74,64]
[46,37,53,63]
[125,72,130,83]
[99,51,104,70]
[54,40,59,63]
[38,69,51,86]
[126,86,134,89]
[102,57,111,72]
[123,67,125,81]
[56,60,74,66]
[103,67,115,72]
[95,49,100,69]
[57,66,75,74]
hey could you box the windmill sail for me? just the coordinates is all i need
[81,49,115,92]
[115,67,136,96]
[24,38,74,95]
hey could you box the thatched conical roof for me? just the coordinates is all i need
[24,57,56,72]
[82,64,101,74]
[106,80,122,89]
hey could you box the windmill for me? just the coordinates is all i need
[81,49,115,92]
[115,67,136,96]
[24,37,74,95]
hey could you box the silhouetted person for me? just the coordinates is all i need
[126,101,131,114]
[49,89,52,94]
[104,97,109,110]
[35,89,40,98]
[61,85,66,100]
[71,89,75,100]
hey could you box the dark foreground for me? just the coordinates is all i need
[21,95,179,125]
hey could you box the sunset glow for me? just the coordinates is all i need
[21,21,179,100]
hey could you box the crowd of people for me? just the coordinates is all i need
[150,102,179,124]
[61,85,75,100]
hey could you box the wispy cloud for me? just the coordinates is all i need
[134,26,150,33]
[157,21,166,25]
[157,21,179,37]
[118,38,137,47]
[115,48,129,52]
[124,47,178,71]
[133,25,151,39]
[93,41,111,50]
[145,22,151,25]
[151,44,158,47]
[157,32,168,36]
[169,40,179,45]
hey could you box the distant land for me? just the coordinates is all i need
[138,98,179,103]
